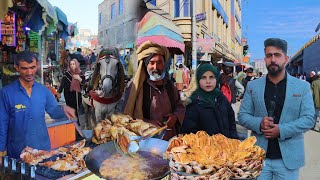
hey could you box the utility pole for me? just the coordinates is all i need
[191,0,197,70]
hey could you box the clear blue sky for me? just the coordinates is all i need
[242,0,320,59]
[48,0,103,34]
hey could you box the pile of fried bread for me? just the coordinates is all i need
[165,131,265,180]
[20,140,91,173]
[92,113,159,145]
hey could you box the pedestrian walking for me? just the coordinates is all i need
[311,71,320,109]
[238,38,315,180]
[174,64,184,92]
[242,67,256,90]
[307,71,317,84]
[57,59,85,140]
[183,65,190,89]
[220,66,244,105]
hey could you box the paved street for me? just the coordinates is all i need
[300,130,320,179]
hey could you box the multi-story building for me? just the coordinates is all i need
[66,29,98,51]
[287,34,320,76]
[152,0,243,64]
[98,0,242,67]
[253,59,268,75]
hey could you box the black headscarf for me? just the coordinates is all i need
[190,63,221,107]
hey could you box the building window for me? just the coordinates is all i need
[150,0,156,6]
[174,0,180,17]
[99,12,102,25]
[119,0,123,15]
[111,3,115,19]
[183,0,190,17]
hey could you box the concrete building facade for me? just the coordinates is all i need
[153,0,243,64]
[288,34,320,76]
[98,0,143,49]
[253,59,268,75]
[98,0,242,68]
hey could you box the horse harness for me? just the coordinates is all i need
[97,55,118,92]
[89,54,122,107]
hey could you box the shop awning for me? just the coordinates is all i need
[55,7,69,38]
[68,22,79,37]
[36,0,58,23]
[54,7,68,26]
[25,0,58,34]
[136,11,185,54]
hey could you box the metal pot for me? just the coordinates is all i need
[85,138,169,180]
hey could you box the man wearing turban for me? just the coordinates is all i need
[123,41,185,140]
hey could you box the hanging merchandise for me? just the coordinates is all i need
[0,11,16,46]
[29,30,39,53]
[16,16,26,52]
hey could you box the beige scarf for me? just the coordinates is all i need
[124,41,169,119]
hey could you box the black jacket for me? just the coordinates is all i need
[181,93,238,139]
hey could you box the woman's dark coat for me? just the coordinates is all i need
[181,93,238,139]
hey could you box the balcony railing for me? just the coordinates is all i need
[235,11,241,27]
[235,33,241,45]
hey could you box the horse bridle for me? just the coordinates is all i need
[98,56,118,93]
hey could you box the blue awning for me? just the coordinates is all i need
[36,0,58,23]
[212,0,229,26]
[125,43,134,49]
[26,0,59,34]
[54,7,68,26]
[55,7,69,39]
[26,4,45,33]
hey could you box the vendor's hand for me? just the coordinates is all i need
[261,124,280,139]
[260,116,274,131]
[165,114,177,129]
[57,93,61,100]
[148,120,163,127]
[62,105,76,119]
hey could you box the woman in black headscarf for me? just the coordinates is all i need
[181,63,238,138]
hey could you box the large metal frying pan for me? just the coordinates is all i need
[85,138,169,179]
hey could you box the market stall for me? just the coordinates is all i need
[1,111,267,179]
[0,113,171,179]
[0,0,71,89]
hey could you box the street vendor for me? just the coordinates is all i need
[123,41,185,140]
[0,51,76,159]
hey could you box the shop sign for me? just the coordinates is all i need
[196,13,206,22]
[197,38,215,53]
[176,55,183,64]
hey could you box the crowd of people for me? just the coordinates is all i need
[0,38,317,180]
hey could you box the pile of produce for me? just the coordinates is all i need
[165,131,265,179]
